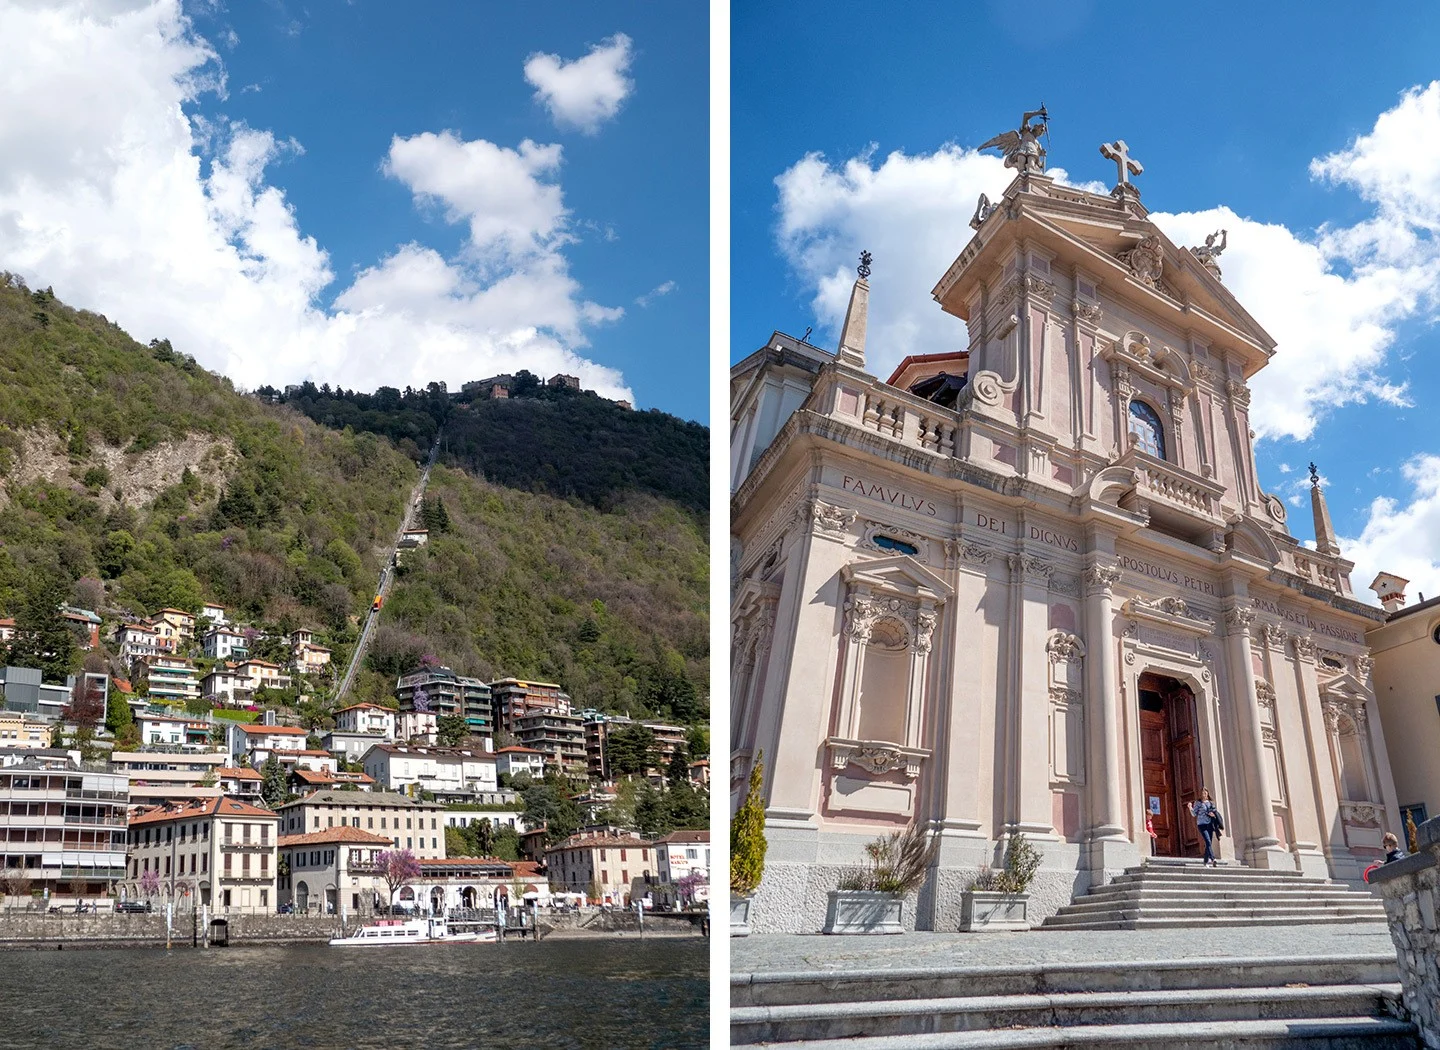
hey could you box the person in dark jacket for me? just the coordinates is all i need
[1382,832,1408,864]
[1189,788,1220,866]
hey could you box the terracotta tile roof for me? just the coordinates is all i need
[420,857,512,869]
[547,832,652,851]
[655,829,709,844]
[237,724,306,735]
[292,769,375,784]
[279,826,393,847]
[495,746,543,754]
[335,703,394,714]
[218,767,263,780]
[129,797,277,825]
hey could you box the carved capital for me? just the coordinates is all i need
[1255,679,1276,711]
[1259,623,1287,650]
[1009,552,1054,583]
[1084,562,1123,596]
[1356,653,1373,682]
[953,540,994,565]
[804,499,857,536]
[1225,378,1251,407]
[1046,630,1086,662]
[1024,272,1057,301]
[1292,634,1317,662]
[1071,299,1102,323]
[843,594,882,644]
[1224,606,1256,633]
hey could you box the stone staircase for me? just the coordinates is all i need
[731,954,1416,1048]
[1040,859,1388,931]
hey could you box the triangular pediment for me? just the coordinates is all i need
[933,177,1276,376]
[1319,671,1369,699]
[842,554,953,604]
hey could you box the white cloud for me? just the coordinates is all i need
[773,84,1440,441]
[524,33,633,134]
[0,1,634,403]
[1343,454,1440,605]
[635,279,676,307]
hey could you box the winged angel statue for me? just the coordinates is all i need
[977,108,1049,175]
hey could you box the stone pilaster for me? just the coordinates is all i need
[1009,552,1057,836]
[1221,604,1286,867]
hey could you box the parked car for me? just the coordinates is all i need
[115,900,152,914]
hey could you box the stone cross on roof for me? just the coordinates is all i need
[1100,139,1144,187]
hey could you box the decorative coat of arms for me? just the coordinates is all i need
[1118,235,1164,288]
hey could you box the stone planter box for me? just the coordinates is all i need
[959,890,1030,931]
[822,890,904,934]
[730,895,752,937]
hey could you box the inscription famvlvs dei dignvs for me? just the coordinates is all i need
[841,475,939,516]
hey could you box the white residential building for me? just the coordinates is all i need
[201,666,245,704]
[115,623,161,664]
[335,703,396,737]
[495,745,546,781]
[231,724,309,765]
[136,714,210,748]
[278,825,392,915]
[109,750,226,806]
[200,602,228,627]
[441,806,527,834]
[275,790,446,859]
[396,709,438,744]
[654,829,710,888]
[124,797,278,914]
[233,659,292,694]
[361,744,498,801]
[217,766,263,801]
[203,627,249,661]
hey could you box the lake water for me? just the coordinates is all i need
[0,937,708,1049]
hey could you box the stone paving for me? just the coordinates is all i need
[732,923,1400,976]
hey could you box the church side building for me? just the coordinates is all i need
[730,133,1399,932]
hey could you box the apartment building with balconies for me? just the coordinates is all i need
[0,754,129,898]
[125,797,278,914]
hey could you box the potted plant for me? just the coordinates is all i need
[729,753,767,937]
[823,822,939,935]
[960,832,1042,931]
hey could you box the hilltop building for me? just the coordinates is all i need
[729,130,1398,932]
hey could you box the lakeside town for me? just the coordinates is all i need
[0,594,710,927]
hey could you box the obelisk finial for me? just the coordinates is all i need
[836,250,871,371]
[1309,462,1341,556]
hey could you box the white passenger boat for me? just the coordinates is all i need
[328,917,496,946]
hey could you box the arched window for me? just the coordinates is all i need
[1128,399,1167,459]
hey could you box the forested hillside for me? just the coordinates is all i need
[267,372,708,517]
[0,276,708,730]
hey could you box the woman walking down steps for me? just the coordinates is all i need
[1189,789,1223,866]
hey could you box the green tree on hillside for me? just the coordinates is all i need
[436,714,468,746]
[7,578,76,680]
[607,724,656,777]
[260,755,288,808]
[666,744,690,786]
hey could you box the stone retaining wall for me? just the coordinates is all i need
[1370,815,1440,1049]
[0,912,338,947]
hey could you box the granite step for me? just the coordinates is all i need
[736,1016,1419,1049]
[731,955,1401,1008]
[732,983,1406,1044]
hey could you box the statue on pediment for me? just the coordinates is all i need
[977,107,1049,175]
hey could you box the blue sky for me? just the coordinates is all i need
[0,1,708,421]
[732,1,1440,603]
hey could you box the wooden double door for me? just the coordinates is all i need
[1138,674,1204,857]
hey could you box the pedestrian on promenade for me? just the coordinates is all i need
[1189,789,1221,866]
[1382,832,1408,864]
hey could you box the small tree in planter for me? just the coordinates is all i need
[823,822,940,935]
[729,753,768,937]
[960,832,1042,931]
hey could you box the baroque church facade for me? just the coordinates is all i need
[729,138,1401,932]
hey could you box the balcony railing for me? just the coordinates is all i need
[1112,446,1228,532]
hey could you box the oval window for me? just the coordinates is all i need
[1432,624,1440,645]
[873,535,919,556]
